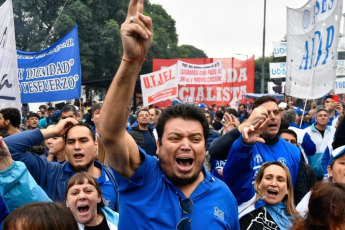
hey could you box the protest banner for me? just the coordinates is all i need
[152,57,255,107]
[273,42,287,57]
[177,60,222,85]
[335,77,345,94]
[286,0,343,99]
[0,0,22,110]
[269,62,286,79]
[17,25,81,103]
[140,64,178,106]
[336,60,345,76]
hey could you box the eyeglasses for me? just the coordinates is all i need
[176,197,193,230]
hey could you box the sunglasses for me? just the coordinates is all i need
[176,197,193,230]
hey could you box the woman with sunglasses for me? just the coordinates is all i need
[223,120,301,229]
[0,137,119,230]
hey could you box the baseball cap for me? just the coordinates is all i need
[278,102,287,110]
[293,106,307,116]
[172,99,181,106]
[198,103,205,108]
[329,145,345,165]
[27,112,40,119]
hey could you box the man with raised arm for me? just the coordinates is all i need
[99,0,239,229]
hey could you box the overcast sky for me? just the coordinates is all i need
[149,0,345,59]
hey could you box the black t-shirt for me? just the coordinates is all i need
[240,207,280,230]
[84,216,110,230]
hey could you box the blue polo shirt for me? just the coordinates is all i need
[112,151,239,229]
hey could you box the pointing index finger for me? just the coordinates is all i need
[127,0,144,19]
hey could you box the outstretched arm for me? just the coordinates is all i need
[99,0,153,178]
[0,137,51,213]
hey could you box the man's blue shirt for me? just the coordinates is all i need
[112,151,239,230]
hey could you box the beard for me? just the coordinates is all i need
[165,162,204,187]
[167,173,200,187]
[69,159,94,172]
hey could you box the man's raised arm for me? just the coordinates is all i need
[99,0,152,178]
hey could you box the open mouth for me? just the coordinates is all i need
[268,124,277,128]
[176,157,194,171]
[267,189,278,196]
[74,153,84,159]
[77,205,89,214]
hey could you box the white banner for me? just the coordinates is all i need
[338,37,345,51]
[286,0,343,99]
[269,62,286,78]
[177,60,222,85]
[140,64,178,106]
[336,60,345,76]
[273,42,287,57]
[0,0,21,110]
[335,77,345,94]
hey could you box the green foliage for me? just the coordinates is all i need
[254,55,286,93]
[3,0,211,97]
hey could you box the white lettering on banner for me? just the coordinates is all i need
[25,59,74,80]
[223,68,248,83]
[179,85,247,101]
[17,38,75,60]
[20,75,79,93]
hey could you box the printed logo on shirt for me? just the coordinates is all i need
[242,208,279,230]
[254,154,263,165]
[214,207,224,220]
[277,157,287,165]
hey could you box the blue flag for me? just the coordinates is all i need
[17,25,81,103]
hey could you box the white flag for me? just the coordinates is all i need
[286,0,343,99]
[0,0,21,110]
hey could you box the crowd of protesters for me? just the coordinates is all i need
[1,0,345,229]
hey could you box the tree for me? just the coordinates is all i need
[2,0,208,98]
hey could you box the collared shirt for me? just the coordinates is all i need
[112,151,239,230]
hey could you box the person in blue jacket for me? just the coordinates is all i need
[222,119,301,229]
[98,1,240,229]
[3,118,118,211]
[0,136,119,230]
[211,96,309,205]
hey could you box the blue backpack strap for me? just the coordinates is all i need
[103,167,119,212]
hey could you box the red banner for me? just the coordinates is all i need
[152,57,255,108]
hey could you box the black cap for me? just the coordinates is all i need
[27,112,40,119]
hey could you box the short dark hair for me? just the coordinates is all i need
[136,108,149,117]
[279,129,297,140]
[225,108,238,117]
[61,105,77,116]
[0,108,21,128]
[252,96,277,109]
[3,202,78,230]
[38,105,47,110]
[64,123,95,143]
[47,106,55,111]
[91,103,102,118]
[156,104,209,145]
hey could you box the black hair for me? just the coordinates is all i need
[0,108,21,128]
[252,96,277,109]
[61,105,77,116]
[156,104,209,145]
